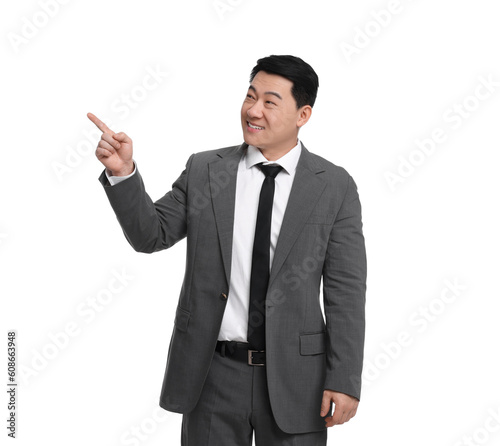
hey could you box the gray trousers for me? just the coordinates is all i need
[181,347,328,446]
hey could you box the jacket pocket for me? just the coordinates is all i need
[174,306,191,332]
[299,331,326,355]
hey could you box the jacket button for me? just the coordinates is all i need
[220,292,228,300]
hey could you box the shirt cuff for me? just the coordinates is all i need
[105,162,137,186]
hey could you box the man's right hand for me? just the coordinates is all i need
[87,112,134,177]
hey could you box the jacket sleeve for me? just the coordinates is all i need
[97,154,195,253]
[322,174,367,400]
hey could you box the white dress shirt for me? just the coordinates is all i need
[106,140,303,343]
[218,140,302,341]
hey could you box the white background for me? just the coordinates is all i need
[1,0,500,445]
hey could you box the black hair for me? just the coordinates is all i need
[249,55,319,109]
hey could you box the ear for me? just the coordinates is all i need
[296,105,312,128]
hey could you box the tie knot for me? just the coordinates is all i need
[259,163,283,179]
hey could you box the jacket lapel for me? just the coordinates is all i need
[208,143,246,286]
[268,145,327,288]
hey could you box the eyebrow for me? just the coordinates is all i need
[248,84,282,100]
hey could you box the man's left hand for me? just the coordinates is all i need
[320,389,359,427]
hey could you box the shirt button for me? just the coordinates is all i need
[220,292,228,300]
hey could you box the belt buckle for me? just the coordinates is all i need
[248,350,265,366]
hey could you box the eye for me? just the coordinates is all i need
[265,100,276,105]
[246,94,255,100]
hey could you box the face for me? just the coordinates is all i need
[240,71,311,157]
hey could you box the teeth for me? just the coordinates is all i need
[248,122,264,130]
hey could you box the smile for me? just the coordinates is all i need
[247,121,264,130]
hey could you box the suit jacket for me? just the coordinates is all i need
[98,142,367,434]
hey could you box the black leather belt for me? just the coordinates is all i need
[215,341,266,366]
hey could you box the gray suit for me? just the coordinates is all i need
[98,142,367,435]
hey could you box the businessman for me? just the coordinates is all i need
[89,55,367,445]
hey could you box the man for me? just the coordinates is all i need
[89,55,367,445]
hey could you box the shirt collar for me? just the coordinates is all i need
[244,140,302,175]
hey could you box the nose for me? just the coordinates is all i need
[246,101,263,119]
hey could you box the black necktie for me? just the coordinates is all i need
[247,163,283,351]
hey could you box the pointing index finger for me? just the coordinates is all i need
[87,112,115,135]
